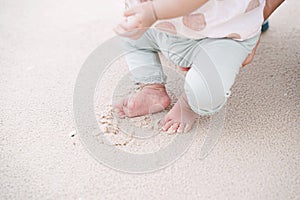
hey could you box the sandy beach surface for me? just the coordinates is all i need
[1,0,299,199]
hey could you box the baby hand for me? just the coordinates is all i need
[114,1,158,39]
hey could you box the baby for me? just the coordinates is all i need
[114,0,265,133]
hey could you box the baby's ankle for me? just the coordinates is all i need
[140,83,166,91]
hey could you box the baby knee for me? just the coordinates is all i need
[184,68,228,115]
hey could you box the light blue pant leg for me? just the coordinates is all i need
[152,30,259,115]
[121,30,166,84]
[184,36,260,115]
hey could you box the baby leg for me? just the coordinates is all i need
[161,36,260,132]
[115,33,171,118]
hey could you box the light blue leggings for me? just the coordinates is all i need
[121,29,260,115]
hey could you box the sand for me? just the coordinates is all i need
[0,0,299,199]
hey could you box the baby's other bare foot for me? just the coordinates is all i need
[114,84,171,118]
[160,93,197,133]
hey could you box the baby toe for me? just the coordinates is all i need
[162,120,174,132]
[169,122,180,134]
[177,123,186,133]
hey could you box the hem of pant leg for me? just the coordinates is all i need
[135,81,166,85]
[133,75,167,85]
[189,99,227,116]
[134,78,166,85]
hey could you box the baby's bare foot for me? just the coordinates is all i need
[160,93,197,133]
[114,84,171,118]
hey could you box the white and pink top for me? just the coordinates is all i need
[125,0,266,40]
